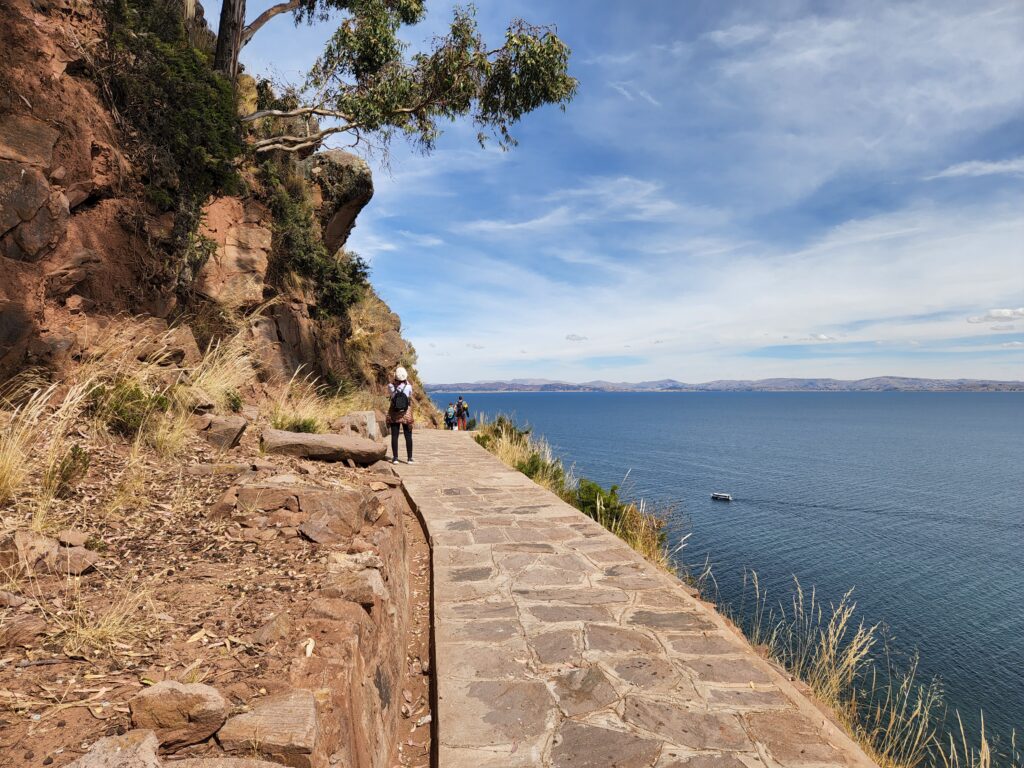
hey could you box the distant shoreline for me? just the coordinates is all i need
[426,376,1024,393]
[429,388,1024,394]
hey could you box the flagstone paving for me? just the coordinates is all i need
[395,430,878,768]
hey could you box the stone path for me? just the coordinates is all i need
[396,430,878,768]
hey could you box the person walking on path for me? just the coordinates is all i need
[387,366,414,463]
[444,402,456,430]
[455,395,469,431]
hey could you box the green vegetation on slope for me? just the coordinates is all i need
[261,162,370,319]
[100,0,241,247]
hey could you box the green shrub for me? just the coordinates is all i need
[89,381,171,437]
[271,415,321,433]
[225,389,244,413]
[262,163,370,318]
[100,0,241,249]
[44,444,91,499]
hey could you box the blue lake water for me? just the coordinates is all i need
[431,391,1024,738]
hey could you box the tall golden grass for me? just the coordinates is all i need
[719,571,1020,768]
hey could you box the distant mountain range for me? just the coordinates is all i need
[426,377,1024,393]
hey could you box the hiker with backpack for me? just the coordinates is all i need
[455,395,469,431]
[444,402,457,430]
[387,366,414,463]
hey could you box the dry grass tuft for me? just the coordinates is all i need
[0,384,58,506]
[715,572,1021,768]
[45,578,151,658]
[183,331,253,414]
[266,371,350,433]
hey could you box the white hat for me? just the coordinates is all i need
[395,366,409,382]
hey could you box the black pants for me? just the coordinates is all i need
[391,423,412,460]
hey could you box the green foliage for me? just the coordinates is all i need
[262,163,370,317]
[575,478,624,523]
[100,0,241,243]
[44,445,91,499]
[252,2,577,153]
[271,414,321,433]
[89,381,171,438]
[225,389,244,413]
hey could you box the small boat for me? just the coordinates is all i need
[711,492,733,502]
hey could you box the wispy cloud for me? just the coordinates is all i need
[566,334,588,342]
[926,156,1024,180]
[398,230,444,247]
[608,81,662,107]
[968,308,1024,324]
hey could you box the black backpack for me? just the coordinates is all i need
[392,389,410,412]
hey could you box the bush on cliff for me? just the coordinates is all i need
[100,0,242,243]
[262,163,370,318]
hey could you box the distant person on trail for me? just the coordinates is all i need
[444,402,456,430]
[456,395,469,431]
[387,366,414,464]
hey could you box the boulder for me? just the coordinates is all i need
[303,150,373,254]
[67,729,162,768]
[217,689,322,768]
[12,530,58,574]
[175,759,284,768]
[58,528,89,547]
[0,114,60,167]
[0,590,26,607]
[199,415,247,449]
[129,680,228,750]
[260,429,386,465]
[321,566,388,607]
[252,613,291,646]
[0,160,68,261]
[330,410,384,442]
[50,545,101,575]
[44,248,101,298]
[0,615,47,649]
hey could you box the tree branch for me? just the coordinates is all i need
[252,125,355,153]
[241,106,353,123]
[241,0,302,48]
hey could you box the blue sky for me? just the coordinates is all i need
[214,0,1024,383]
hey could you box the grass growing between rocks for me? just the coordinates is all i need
[474,415,676,571]
[712,571,1021,768]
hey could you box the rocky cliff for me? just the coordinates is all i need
[0,0,434,421]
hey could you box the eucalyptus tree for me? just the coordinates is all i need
[214,0,577,154]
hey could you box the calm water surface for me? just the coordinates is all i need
[432,391,1024,737]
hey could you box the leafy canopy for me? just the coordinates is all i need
[246,1,577,153]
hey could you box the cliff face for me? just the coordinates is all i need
[0,0,431,418]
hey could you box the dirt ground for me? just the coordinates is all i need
[0,425,433,767]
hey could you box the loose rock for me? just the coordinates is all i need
[260,428,386,465]
[129,680,228,750]
[67,729,162,768]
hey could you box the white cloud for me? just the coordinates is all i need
[967,308,1024,323]
[608,81,662,106]
[991,324,1015,331]
[399,230,444,247]
[409,199,1024,382]
[460,206,575,235]
[705,24,768,48]
[927,157,1024,180]
[1002,341,1024,349]
[566,334,588,342]
[466,343,485,350]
